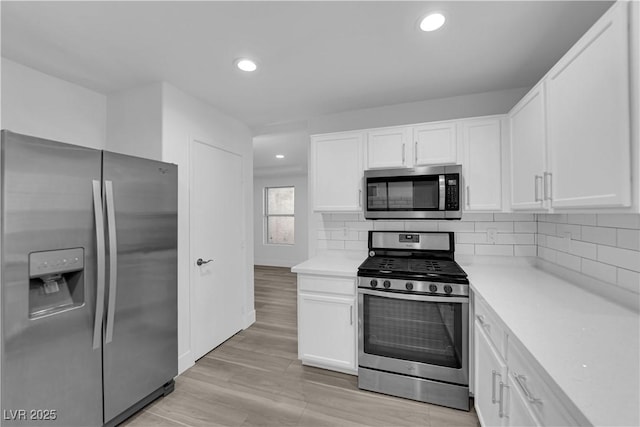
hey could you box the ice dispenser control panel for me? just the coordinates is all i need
[29,248,84,278]
[28,248,85,319]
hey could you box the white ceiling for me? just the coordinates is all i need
[1,1,613,171]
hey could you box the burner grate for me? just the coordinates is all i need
[359,256,467,278]
[409,260,444,273]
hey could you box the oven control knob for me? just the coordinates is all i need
[383,280,391,289]
[429,284,438,293]
[444,285,453,294]
[405,282,414,291]
[370,279,378,288]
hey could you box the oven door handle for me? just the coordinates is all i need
[358,288,469,304]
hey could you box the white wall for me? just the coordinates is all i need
[254,173,308,267]
[1,58,106,149]
[308,87,528,135]
[106,82,162,159]
[161,83,254,374]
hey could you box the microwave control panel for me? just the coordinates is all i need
[445,174,460,211]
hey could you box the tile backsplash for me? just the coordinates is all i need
[313,212,640,294]
[314,212,538,256]
[537,214,640,294]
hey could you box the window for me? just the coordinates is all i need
[265,186,295,245]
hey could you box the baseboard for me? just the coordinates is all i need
[178,350,194,375]
[243,309,256,329]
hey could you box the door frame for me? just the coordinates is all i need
[188,135,248,363]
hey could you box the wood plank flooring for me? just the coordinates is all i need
[124,266,479,427]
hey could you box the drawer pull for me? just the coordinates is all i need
[491,370,501,404]
[513,373,542,404]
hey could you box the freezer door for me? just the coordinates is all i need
[1,131,103,426]
[101,151,177,423]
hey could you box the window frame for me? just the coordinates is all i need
[264,185,295,246]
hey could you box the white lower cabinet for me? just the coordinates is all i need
[297,274,357,374]
[475,320,508,427]
[474,292,585,427]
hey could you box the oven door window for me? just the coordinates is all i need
[362,294,462,368]
[367,176,439,211]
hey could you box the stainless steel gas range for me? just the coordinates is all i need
[357,231,470,411]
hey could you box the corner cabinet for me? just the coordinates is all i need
[509,1,633,212]
[546,1,631,209]
[297,274,357,374]
[311,132,364,212]
[473,292,586,427]
[461,117,503,211]
[509,83,549,211]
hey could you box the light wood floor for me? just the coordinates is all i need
[125,266,479,426]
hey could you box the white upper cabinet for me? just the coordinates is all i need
[311,131,364,212]
[413,121,458,166]
[366,126,412,169]
[461,118,503,211]
[509,83,548,211]
[546,1,631,209]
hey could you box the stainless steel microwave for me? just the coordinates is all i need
[363,165,462,220]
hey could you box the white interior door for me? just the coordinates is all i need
[191,138,244,361]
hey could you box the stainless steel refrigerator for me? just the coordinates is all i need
[0,131,178,426]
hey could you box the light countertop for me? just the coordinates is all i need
[291,252,639,426]
[463,258,639,427]
[291,250,366,277]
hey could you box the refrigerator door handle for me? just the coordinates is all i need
[105,180,118,344]
[92,180,106,350]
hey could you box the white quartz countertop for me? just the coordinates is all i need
[291,251,366,277]
[462,258,640,427]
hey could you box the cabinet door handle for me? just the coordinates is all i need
[534,175,543,202]
[498,381,507,418]
[414,141,418,164]
[350,305,353,325]
[513,373,542,404]
[466,185,470,208]
[358,189,362,207]
[543,172,552,201]
[402,143,406,165]
[491,370,501,404]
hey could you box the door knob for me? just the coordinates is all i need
[196,258,213,266]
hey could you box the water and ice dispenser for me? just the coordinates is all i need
[28,248,85,319]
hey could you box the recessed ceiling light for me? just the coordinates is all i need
[420,13,446,32]
[275,154,285,159]
[236,58,257,72]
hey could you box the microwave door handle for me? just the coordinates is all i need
[439,175,446,210]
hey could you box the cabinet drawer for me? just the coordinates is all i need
[474,294,507,359]
[508,339,580,426]
[298,275,355,296]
